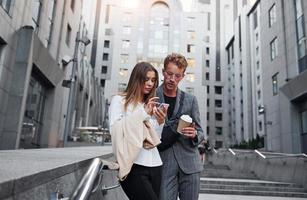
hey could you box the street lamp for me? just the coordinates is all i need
[62,31,91,147]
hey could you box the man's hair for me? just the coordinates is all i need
[164,53,188,72]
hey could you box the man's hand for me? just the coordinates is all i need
[181,122,197,139]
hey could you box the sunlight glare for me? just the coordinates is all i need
[123,0,140,9]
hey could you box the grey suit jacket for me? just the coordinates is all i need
[157,85,204,174]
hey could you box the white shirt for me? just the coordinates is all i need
[109,95,163,167]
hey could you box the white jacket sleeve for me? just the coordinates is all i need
[109,95,125,133]
[149,117,164,138]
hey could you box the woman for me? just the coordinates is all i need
[109,62,167,200]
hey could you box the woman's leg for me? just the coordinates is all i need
[120,164,161,200]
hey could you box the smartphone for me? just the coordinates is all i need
[158,103,169,110]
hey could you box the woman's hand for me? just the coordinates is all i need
[153,104,168,125]
[144,97,159,116]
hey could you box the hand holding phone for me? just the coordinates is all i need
[154,103,169,125]
[158,103,169,111]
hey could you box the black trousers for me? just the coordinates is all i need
[120,164,162,200]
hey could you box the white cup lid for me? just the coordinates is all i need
[180,115,192,123]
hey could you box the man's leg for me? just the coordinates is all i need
[159,150,179,200]
[178,170,200,200]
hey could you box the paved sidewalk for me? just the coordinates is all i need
[199,194,306,200]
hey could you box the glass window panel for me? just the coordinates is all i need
[122,40,130,49]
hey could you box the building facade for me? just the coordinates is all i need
[0,0,101,149]
[222,0,307,153]
[93,0,208,136]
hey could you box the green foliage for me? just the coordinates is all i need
[230,134,264,149]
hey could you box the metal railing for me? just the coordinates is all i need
[52,158,120,200]
[212,147,307,160]
[70,158,120,200]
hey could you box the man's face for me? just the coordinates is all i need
[162,62,185,92]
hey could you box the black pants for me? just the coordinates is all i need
[120,164,162,200]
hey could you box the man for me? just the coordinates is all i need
[157,53,204,200]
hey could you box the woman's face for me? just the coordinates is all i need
[142,70,156,95]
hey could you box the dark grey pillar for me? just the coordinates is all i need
[0,26,34,149]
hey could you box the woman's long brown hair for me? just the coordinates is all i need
[123,62,159,111]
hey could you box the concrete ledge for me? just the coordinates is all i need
[208,151,307,190]
[0,146,113,199]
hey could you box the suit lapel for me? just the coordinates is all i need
[172,89,182,118]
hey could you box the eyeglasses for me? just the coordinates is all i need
[164,71,183,80]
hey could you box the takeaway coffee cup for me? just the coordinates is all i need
[177,115,193,133]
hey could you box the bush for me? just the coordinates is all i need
[230,134,264,149]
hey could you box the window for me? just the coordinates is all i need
[0,37,6,77]
[20,75,47,148]
[103,53,109,61]
[270,37,278,60]
[206,60,210,67]
[215,113,223,121]
[104,40,110,48]
[100,79,105,87]
[186,87,194,94]
[256,46,259,56]
[257,75,260,85]
[65,24,72,46]
[101,66,107,74]
[70,0,75,11]
[215,86,222,94]
[256,61,260,70]
[294,0,307,73]
[258,121,263,131]
[1,0,12,13]
[187,58,195,67]
[205,36,210,43]
[105,28,112,35]
[187,30,196,39]
[120,54,129,64]
[207,99,210,107]
[123,26,131,35]
[187,16,195,24]
[122,12,132,23]
[122,40,130,49]
[215,100,222,108]
[272,73,278,95]
[269,4,276,27]
[119,68,128,77]
[253,10,258,29]
[199,0,211,4]
[206,12,211,31]
[206,47,210,54]
[257,90,261,99]
[105,4,110,23]
[187,44,195,53]
[32,0,42,30]
[118,83,127,92]
[46,0,56,46]
[207,112,209,120]
[216,65,221,81]
[207,85,210,94]
[206,72,210,80]
[207,126,210,135]
[215,127,223,135]
[186,73,195,82]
